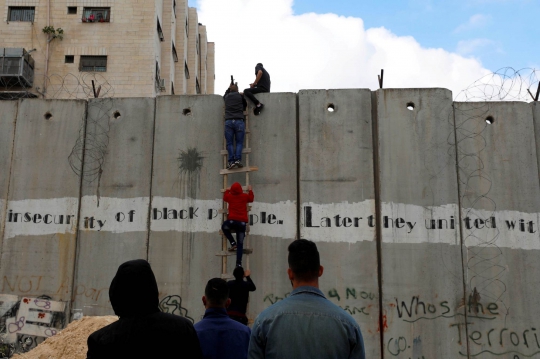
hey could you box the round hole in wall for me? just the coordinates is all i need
[44,112,53,120]
[485,116,494,125]
[113,111,121,119]
[183,108,192,116]
[327,104,335,112]
[406,102,415,111]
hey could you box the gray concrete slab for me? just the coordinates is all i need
[240,92,298,324]
[148,95,224,324]
[455,101,540,358]
[298,89,379,357]
[376,89,465,358]
[534,102,540,185]
[72,98,155,314]
[0,101,18,260]
[0,99,85,302]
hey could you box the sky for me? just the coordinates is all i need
[191,0,539,97]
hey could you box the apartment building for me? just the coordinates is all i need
[0,0,214,98]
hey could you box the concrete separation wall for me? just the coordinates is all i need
[376,89,465,358]
[455,101,540,358]
[0,93,539,359]
[72,98,155,314]
[298,89,379,357]
[0,101,17,258]
[243,92,298,322]
[148,95,224,323]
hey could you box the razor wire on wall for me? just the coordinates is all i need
[453,67,539,320]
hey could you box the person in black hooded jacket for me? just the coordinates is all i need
[86,259,203,359]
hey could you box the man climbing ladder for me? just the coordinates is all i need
[223,80,247,169]
[222,183,254,267]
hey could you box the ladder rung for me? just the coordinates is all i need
[243,111,249,116]
[221,273,234,280]
[216,248,254,256]
[220,166,258,175]
[219,206,251,214]
[220,186,250,193]
[220,228,250,236]
[220,148,251,155]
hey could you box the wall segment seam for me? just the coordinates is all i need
[452,101,471,359]
[68,100,88,319]
[0,100,19,277]
[371,90,385,359]
[146,97,158,260]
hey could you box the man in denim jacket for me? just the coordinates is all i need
[248,239,365,359]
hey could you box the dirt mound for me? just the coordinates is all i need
[12,316,117,359]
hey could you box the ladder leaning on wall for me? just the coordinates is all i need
[216,110,258,279]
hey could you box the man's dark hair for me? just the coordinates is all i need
[205,278,229,306]
[288,239,320,281]
[229,84,238,92]
[233,266,244,281]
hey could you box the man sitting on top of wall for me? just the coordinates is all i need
[243,63,270,116]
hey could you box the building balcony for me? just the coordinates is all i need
[0,48,35,88]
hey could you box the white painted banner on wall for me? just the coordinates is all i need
[79,196,149,233]
[3,198,79,239]
[301,200,376,243]
[381,202,461,245]
[3,197,540,249]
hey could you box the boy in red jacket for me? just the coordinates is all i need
[222,182,254,267]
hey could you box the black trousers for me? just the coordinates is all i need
[243,87,269,106]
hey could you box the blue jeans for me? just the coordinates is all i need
[224,119,245,162]
[221,220,246,266]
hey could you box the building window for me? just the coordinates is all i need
[79,56,107,72]
[185,18,189,37]
[173,0,176,18]
[172,42,178,62]
[65,55,74,63]
[171,82,175,95]
[82,8,110,22]
[157,18,164,41]
[184,61,190,79]
[155,61,164,91]
[8,7,35,22]
[196,35,199,55]
[196,78,200,94]
[67,7,77,15]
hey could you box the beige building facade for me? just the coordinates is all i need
[0,0,214,98]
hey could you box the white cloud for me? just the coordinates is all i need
[456,38,498,55]
[454,14,491,33]
[197,0,492,96]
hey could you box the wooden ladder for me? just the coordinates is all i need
[216,110,258,279]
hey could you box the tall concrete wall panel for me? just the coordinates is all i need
[455,101,540,358]
[148,95,224,323]
[0,99,85,302]
[534,102,540,178]
[0,101,18,258]
[298,89,379,357]
[242,93,298,323]
[72,98,155,314]
[376,89,465,358]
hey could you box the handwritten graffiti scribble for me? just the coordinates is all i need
[159,295,194,323]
